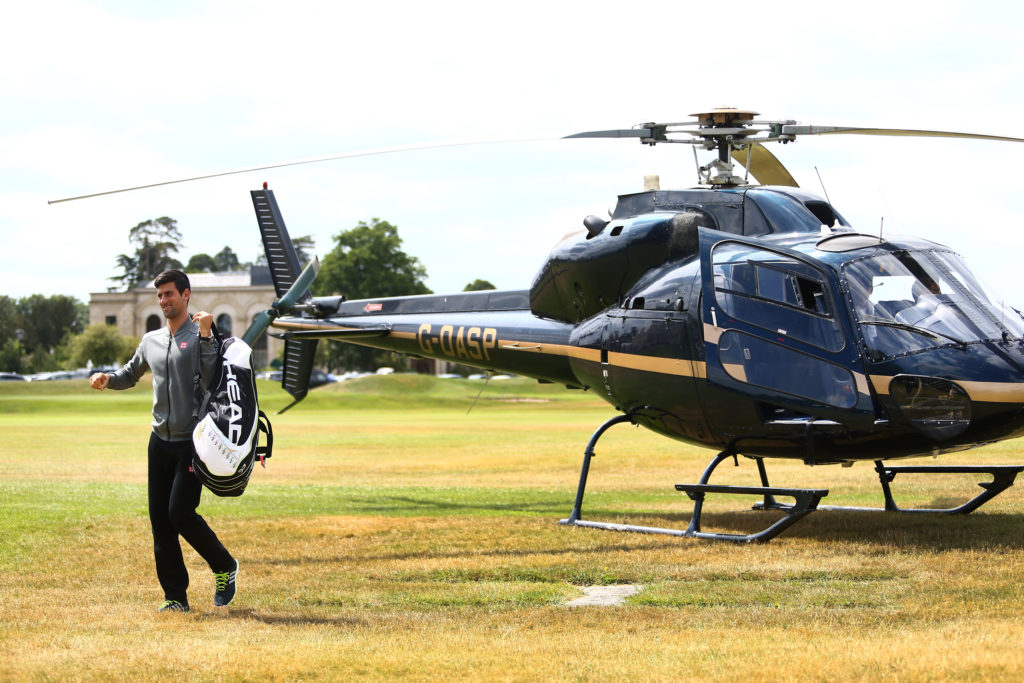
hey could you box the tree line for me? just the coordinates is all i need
[2,216,494,374]
[0,294,89,374]
[109,216,313,290]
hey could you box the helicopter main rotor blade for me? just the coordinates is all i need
[730,143,799,187]
[782,125,1024,144]
[47,137,548,205]
[562,128,654,140]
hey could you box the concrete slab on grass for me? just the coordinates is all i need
[565,585,642,607]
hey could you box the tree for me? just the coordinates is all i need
[0,296,16,347]
[316,219,429,300]
[214,246,241,272]
[67,324,137,368]
[111,217,184,290]
[0,339,23,373]
[186,253,218,273]
[463,279,496,291]
[0,294,85,372]
[314,219,430,371]
[15,294,87,355]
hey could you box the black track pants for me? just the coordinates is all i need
[147,432,234,602]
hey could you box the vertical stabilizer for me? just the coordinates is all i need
[279,338,318,413]
[251,188,311,303]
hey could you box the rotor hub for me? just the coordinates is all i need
[690,107,760,127]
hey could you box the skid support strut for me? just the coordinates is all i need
[872,461,1023,514]
[559,423,828,543]
[560,414,633,526]
[675,450,828,543]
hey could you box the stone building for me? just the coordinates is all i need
[88,267,282,368]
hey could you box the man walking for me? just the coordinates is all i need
[90,270,238,612]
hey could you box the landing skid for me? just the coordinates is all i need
[559,416,1024,544]
[558,417,828,543]
[755,461,1024,515]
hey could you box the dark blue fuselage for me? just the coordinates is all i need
[275,187,1024,464]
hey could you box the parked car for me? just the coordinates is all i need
[0,372,29,381]
[309,369,334,388]
[30,371,74,381]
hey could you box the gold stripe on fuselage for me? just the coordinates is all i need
[871,374,1024,403]
[497,338,703,377]
[280,320,1024,404]
[607,351,703,378]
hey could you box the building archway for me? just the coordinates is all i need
[216,312,233,337]
[146,314,161,333]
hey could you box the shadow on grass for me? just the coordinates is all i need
[225,607,368,627]
[343,493,570,516]
[256,538,683,566]
[574,507,1024,550]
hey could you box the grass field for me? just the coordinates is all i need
[2,375,1023,681]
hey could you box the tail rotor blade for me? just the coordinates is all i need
[277,257,320,311]
[241,259,319,347]
[242,309,277,346]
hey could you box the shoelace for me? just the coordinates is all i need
[214,570,235,591]
[161,600,186,610]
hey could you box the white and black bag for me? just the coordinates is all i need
[191,325,272,497]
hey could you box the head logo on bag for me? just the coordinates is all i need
[192,327,272,497]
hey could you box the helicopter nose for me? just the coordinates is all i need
[889,375,972,440]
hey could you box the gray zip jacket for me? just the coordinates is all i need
[107,319,218,442]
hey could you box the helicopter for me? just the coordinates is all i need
[58,108,1024,542]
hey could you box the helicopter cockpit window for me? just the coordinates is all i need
[804,201,844,228]
[712,242,844,352]
[844,249,1024,359]
[742,195,771,236]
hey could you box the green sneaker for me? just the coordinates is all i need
[158,599,190,612]
[213,560,238,607]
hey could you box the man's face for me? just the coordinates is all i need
[156,282,188,320]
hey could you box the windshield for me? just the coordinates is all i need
[843,249,1024,358]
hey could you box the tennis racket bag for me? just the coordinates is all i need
[192,328,272,497]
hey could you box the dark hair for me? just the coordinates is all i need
[154,269,191,295]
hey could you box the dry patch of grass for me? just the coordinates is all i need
[2,378,1024,680]
[5,510,1024,680]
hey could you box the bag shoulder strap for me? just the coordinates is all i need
[255,410,274,466]
[192,321,223,423]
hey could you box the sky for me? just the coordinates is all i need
[4,0,1024,309]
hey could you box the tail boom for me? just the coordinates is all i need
[273,297,581,387]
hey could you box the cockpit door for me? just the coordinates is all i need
[698,228,875,423]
